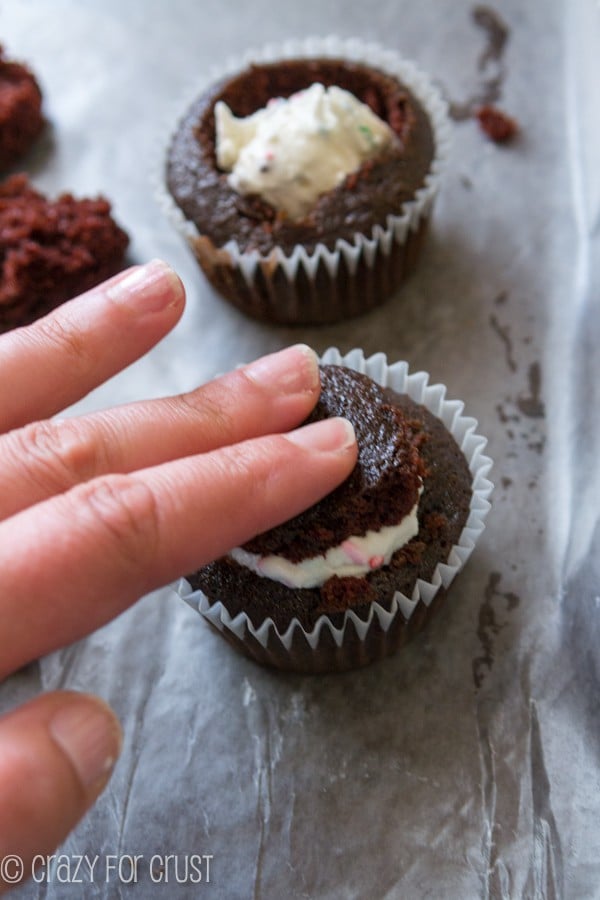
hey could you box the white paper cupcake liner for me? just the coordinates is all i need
[157,36,451,324]
[176,349,493,672]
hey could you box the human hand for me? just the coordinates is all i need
[0,260,357,892]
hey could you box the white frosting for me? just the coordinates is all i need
[214,83,394,221]
[229,495,421,590]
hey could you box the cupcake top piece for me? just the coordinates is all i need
[239,365,427,569]
[215,83,395,221]
[167,57,435,254]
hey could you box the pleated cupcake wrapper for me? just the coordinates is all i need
[157,36,451,313]
[176,348,493,660]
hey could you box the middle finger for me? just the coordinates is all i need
[0,344,320,519]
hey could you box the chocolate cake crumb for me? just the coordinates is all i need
[0,174,130,332]
[0,45,44,171]
[424,513,448,539]
[476,104,518,142]
[319,576,376,614]
[390,541,426,569]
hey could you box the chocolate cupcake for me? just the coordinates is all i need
[177,349,493,674]
[0,45,44,171]
[161,37,450,325]
[0,174,130,332]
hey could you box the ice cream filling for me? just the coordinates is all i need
[229,493,421,589]
[214,82,394,220]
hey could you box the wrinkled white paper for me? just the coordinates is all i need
[1,1,598,897]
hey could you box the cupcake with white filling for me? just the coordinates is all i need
[178,350,493,673]
[162,37,450,325]
[215,82,397,223]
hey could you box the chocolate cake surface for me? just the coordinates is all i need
[0,174,130,332]
[188,365,473,632]
[166,57,435,255]
[0,46,44,171]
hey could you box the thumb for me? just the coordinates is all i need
[0,691,122,893]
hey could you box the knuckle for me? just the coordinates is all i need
[10,420,108,491]
[35,314,95,379]
[229,365,267,409]
[73,474,161,568]
[166,365,275,449]
[216,439,277,501]
[170,386,237,441]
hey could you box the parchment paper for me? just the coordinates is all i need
[1,1,598,897]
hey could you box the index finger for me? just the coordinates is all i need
[0,260,185,432]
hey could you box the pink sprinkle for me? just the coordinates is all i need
[369,555,384,570]
[342,540,368,566]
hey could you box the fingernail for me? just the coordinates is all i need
[244,344,319,395]
[50,696,123,792]
[105,259,185,313]
[286,417,356,453]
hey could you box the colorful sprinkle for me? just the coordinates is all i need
[358,123,376,147]
[342,540,368,566]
